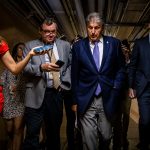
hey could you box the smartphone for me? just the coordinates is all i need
[43,45,53,52]
[55,60,65,67]
[33,46,44,53]
[34,45,53,53]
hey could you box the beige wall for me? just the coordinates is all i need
[0,4,39,74]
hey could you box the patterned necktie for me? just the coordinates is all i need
[50,51,61,89]
[93,41,101,96]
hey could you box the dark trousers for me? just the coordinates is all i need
[138,84,150,150]
[113,90,131,150]
[62,90,76,150]
[23,88,63,150]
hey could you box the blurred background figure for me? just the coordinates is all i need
[70,34,83,150]
[0,42,25,150]
[128,22,150,150]
[71,35,83,46]
[112,39,131,150]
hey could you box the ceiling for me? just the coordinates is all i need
[0,0,150,43]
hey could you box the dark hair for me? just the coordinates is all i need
[40,17,57,31]
[121,39,130,50]
[72,34,83,44]
[12,42,25,61]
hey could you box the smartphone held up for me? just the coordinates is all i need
[33,44,53,54]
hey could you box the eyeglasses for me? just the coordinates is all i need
[41,29,56,36]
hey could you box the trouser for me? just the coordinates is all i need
[79,96,112,150]
[23,88,63,150]
[62,90,76,150]
[113,90,131,149]
[138,84,150,150]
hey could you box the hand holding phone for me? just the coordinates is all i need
[55,60,64,68]
[33,45,53,53]
[33,46,43,53]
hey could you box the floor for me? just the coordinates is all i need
[60,99,140,150]
[0,99,139,150]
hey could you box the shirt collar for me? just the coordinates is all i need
[90,37,103,45]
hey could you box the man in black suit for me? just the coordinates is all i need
[128,22,150,150]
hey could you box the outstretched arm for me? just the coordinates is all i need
[1,49,39,75]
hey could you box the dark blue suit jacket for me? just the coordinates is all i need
[71,36,125,120]
[128,35,150,97]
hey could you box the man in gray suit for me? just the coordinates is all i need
[22,18,71,150]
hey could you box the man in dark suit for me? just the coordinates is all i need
[128,23,150,150]
[71,12,125,150]
[22,18,71,150]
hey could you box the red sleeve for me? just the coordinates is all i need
[0,40,9,57]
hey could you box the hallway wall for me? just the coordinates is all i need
[0,3,38,73]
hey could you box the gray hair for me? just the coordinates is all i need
[86,12,104,25]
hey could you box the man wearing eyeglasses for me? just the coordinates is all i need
[22,18,72,150]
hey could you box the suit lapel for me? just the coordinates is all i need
[55,39,63,60]
[39,55,46,64]
[99,36,110,71]
[36,40,46,64]
[143,35,150,56]
[83,38,98,71]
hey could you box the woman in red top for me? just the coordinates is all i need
[0,36,44,113]
[0,36,37,75]
[0,36,34,113]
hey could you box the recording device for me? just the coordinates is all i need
[55,60,65,67]
[33,44,53,53]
